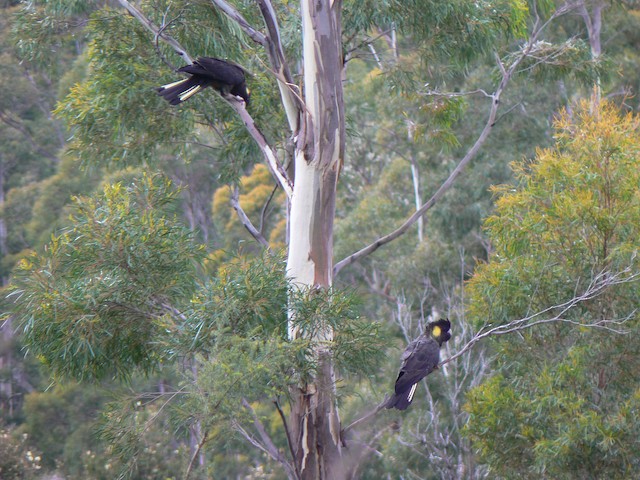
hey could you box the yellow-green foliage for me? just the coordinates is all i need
[212,164,286,255]
[469,99,640,326]
[464,99,640,478]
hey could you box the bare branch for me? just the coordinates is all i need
[230,186,271,249]
[341,400,387,437]
[274,400,302,480]
[441,267,639,367]
[333,67,504,275]
[209,0,268,45]
[184,430,208,480]
[116,0,192,63]
[423,88,494,99]
[333,5,572,277]
[333,87,501,276]
[259,185,279,234]
[241,398,298,480]
[226,96,294,197]
[232,421,272,457]
[255,0,302,131]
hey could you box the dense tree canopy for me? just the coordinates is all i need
[465,100,640,479]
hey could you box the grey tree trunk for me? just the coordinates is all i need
[286,0,345,478]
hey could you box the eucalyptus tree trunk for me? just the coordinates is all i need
[285,0,345,478]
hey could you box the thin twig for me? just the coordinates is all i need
[441,267,639,367]
[341,400,388,437]
[184,430,208,480]
[117,0,192,63]
[260,184,279,234]
[241,398,298,480]
[274,400,301,480]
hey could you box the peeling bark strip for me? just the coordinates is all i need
[302,0,345,173]
[290,350,343,479]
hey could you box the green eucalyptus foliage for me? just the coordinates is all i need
[53,9,195,165]
[6,0,640,477]
[36,0,287,179]
[188,252,290,352]
[11,0,97,76]
[290,286,386,377]
[10,174,204,381]
[97,385,191,480]
[464,100,640,478]
[391,0,528,62]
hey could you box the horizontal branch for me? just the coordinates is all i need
[344,266,639,438]
[441,266,639,367]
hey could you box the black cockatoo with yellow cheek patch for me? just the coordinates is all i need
[386,319,451,410]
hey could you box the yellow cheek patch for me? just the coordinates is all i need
[433,326,441,337]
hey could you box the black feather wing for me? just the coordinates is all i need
[178,57,246,86]
[394,336,440,394]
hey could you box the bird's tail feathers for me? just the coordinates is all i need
[385,383,418,411]
[157,77,202,105]
[176,84,203,103]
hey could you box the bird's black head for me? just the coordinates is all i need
[231,82,251,105]
[426,319,451,346]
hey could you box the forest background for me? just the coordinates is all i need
[1,0,640,479]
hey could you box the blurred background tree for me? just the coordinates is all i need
[465,100,640,479]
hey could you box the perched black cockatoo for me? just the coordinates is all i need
[157,57,250,106]
[386,319,451,410]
